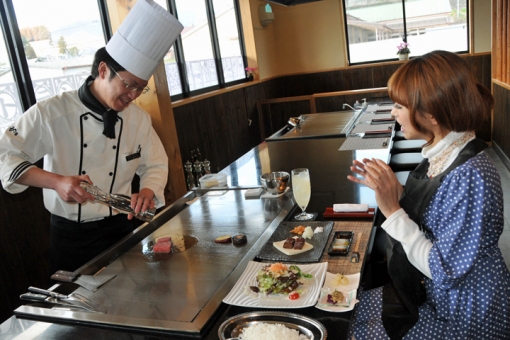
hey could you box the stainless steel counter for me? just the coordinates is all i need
[266,111,360,141]
[221,137,389,214]
[14,190,293,337]
[7,116,391,339]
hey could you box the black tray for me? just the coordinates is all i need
[327,231,354,256]
[255,221,334,263]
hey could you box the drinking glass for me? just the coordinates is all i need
[291,168,314,220]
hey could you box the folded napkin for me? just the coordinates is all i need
[333,204,369,213]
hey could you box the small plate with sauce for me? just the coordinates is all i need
[327,231,353,256]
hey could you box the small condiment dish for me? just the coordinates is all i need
[260,171,290,195]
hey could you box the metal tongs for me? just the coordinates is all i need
[21,286,106,313]
[80,182,155,222]
[288,117,301,127]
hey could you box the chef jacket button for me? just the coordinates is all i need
[81,170,86,175]
[83,144,88,148]
[84,116,88,120]
[112,145,116,150]
[109,172,113,176]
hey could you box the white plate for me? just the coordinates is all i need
[315,272,360,312]
[273,239,314,255]
[223,261,328,308]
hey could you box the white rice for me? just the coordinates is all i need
[239,322,309,340]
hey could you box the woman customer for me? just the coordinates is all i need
[347,50,510,339]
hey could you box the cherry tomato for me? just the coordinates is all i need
[288,292,300,300]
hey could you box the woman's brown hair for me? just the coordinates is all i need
[387,50,493,145]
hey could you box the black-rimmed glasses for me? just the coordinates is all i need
[109,66,150,94]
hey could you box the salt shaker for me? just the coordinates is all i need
[203,159,211,174]
[194,160,203,184]
[184,161,196,190]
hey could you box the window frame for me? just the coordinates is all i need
[342,0,470,66]
[0,0,249,111]
[166,0,249,101]
[0,0,112,112]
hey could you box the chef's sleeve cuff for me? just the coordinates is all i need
[1,162,35,194]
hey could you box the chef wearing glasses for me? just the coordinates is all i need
[0,0,183,273]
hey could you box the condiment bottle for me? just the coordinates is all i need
[184,161,196,190]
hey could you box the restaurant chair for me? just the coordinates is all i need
[389,152,424,171]
[391,139,426,154]
[393,130,406,141]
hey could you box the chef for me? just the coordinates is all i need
[0,0,183,273]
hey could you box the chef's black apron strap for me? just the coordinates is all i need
[382,138,487,339]
[49,214,134,274]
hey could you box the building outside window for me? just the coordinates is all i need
[343,0,468,64]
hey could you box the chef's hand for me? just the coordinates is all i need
[129,188,155,220]
[347,158,403,218]
[15,168,95,204]
[54,175,95,204]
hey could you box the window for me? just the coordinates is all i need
[0,27,22,132]
[343,0,469,64]
[0,0,107,135]
[212,0,246,83]
[11,0,106,102]
[170,0,247,99]
[0,0,247,126]
[135,0,248,99]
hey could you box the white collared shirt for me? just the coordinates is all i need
[0,90,168,222]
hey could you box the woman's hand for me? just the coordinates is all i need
[129,188,155,220]
[347,158,403,218]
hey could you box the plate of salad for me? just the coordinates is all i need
[223,261,328,308]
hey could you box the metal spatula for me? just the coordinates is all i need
[350,232,363,263]
[51,270,116,292]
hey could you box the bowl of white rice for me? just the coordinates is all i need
[218,311,327,340]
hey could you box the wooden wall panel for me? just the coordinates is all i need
[173,87,257,174]
[371,63,402,88]
[315,90,390,113]
[493,0,509,83]
[493,83,510,164]
[0,185,51,323]
[492,0,510,163]
[261,100,314,139]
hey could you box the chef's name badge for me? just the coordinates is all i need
[126,145,141,161]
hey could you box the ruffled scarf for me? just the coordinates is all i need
[422,131,475,178]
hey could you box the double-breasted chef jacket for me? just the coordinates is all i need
[0,81,168,223]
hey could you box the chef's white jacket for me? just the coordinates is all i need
[0,90,168,222]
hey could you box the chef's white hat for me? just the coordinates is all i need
[106,0,183,81]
